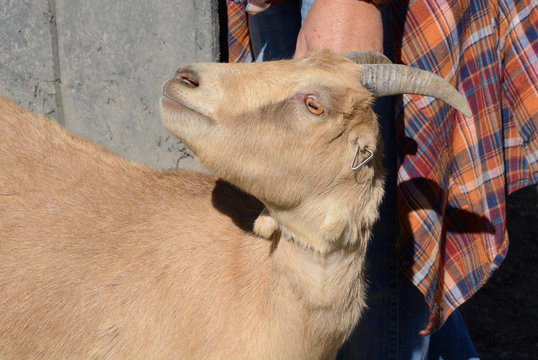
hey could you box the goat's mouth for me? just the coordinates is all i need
[161,95,215,125]
[160,79,215,126]
[161,77,206,110]
[160,96,216,139]
[161,95,193,113]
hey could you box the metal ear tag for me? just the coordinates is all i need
[351,146,374,171]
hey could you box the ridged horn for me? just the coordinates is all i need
[358,64,472,117]
[345,51,392,64]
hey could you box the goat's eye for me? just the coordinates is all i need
[304,95,324,115]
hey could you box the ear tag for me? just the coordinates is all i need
[351,146,374,171]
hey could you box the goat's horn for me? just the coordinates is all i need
[358,64,472,117]
[345,51,392,64]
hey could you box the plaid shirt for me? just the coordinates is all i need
[227,0,538,332]
[227,0,272,62]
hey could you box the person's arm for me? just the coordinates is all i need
[294,0,385,58]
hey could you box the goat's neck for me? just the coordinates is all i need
[267,228,368,357]
[268,185,376,255]
[266,188,371,304]
[265,152,385,254]
[271,229,367,305]
[259,170,383,353]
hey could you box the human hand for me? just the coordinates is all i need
[294,0,383,58]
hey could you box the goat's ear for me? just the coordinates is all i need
[347,124,377,152]
[347,123,378,172]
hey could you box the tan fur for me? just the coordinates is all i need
[0,49,385,359]
[253,208,279,238]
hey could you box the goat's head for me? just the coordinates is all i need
[160,49,470,253]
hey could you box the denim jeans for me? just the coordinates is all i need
[248,1,479,359]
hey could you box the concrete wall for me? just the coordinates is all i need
[0,0,219,170]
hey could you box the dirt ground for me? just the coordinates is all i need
[460,184,538,359]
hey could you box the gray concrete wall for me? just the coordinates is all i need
[0,0,219,170]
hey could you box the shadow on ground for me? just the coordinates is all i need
[461,184,538,359]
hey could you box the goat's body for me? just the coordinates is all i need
[0,95,364,359]
[0,48,467,358]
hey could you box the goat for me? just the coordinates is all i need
[0,49,469,359]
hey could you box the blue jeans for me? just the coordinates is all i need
[248,1,480,359]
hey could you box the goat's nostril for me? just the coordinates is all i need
[179,76,199,88]
[175,69,199,88]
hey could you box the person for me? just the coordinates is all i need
[226,0,538,358]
